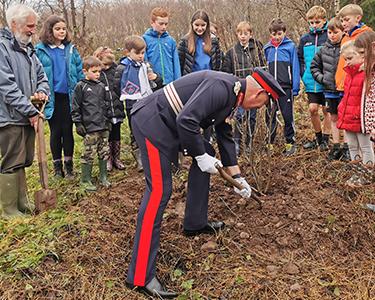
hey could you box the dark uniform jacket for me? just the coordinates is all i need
[99,63,125,121]
[71,79,110,133]
[310,39,341,93]
[131,70,246,165]
[222,39,266,78]
[178,35,222,75]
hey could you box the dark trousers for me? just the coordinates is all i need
[127,122,213,286]
[0,125,35,173]
[126,102,137,148]
[109,122,121,142]
[265,88,295,144]
[48,93,74,160]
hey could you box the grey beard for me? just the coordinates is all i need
[14,32,32,48]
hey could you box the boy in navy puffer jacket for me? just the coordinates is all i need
[311,17,350,161]
[264,19,300,155]
[298,5,331,151]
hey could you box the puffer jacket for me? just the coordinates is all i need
[310,38,341,93]
[0,27,49,127]
[99,63,125,122]
[264,37,300,95]
[337,64,365,133]
[335,24,372,92]
[143,28,181,84]
[71,79,110,133]
[178,35,222,75]
[35,42,84,120]
[298,22,328,93]
[223,39,266,78]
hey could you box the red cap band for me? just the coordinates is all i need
[252,72,279,100]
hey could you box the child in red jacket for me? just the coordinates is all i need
[337,40,374,186]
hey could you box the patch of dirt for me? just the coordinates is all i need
[1,103,375,299]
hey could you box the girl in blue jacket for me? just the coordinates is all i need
[36,15,84,179]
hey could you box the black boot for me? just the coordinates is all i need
[328,143,341,161]
[64,160,74,180]
[53,160,64,178]
[341,143,351,161]
[126,277,178,299]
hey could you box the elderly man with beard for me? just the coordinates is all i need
[0,4,49,219]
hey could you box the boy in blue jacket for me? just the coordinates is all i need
[264,18,300,155]
[143,7,181,85]
[298,5,331,151]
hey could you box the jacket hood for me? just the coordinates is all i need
[144,28,169,38]
[348,24,371,38]
[264,36,293,50]
[0,27,13,40]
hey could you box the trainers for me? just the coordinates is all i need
[303,140,317,150]
[328,146,341,160]
[340,147,351,161]
[283,143,297,156]
[319,140,329,151]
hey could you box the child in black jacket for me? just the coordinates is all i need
[72,56,111,192]
[311,17,349,160]
[222,21,266,155]
[94,47,126,171]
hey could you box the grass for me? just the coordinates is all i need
[0,121,133,278]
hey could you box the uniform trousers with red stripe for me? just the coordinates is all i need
[127,121,215,286]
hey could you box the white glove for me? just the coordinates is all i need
[195,153,223,174]
[234,177,252,199]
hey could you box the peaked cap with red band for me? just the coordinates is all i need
[250,68,286,100]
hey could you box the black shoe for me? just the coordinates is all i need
[53,160,64,178]
[126,277,178,299]
[341,147,351,162]
[319,140,329,151]
[328,146,342,161]
[183,221,225,236]
[303,140,317,150]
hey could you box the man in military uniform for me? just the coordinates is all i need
[126,69,285,298]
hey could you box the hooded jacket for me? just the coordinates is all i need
[223,39,266,78]
[335,24,372,91]
[310,38,341,94]
[0,28,49,127]
[178,35,222,75]
[71,79,110,133]
[99,63,125,121]
[143,28,181,85]
[337,64,365,133]
[35,42,84,120]
[298,23,328,93]
[264,37,300,95]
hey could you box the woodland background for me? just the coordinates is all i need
[0,0,374,56]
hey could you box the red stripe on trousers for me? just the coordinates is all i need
[133,139,163,286]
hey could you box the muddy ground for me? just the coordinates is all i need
[1,104,375,300]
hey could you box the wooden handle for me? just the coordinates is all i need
[36,117,48,189]
[215,164,244,190]
[215,163,262,208]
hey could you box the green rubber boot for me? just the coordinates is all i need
[0,173,25,219]
[80,163,97,192]
[99,159,111,188]
[17,168,34,214]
